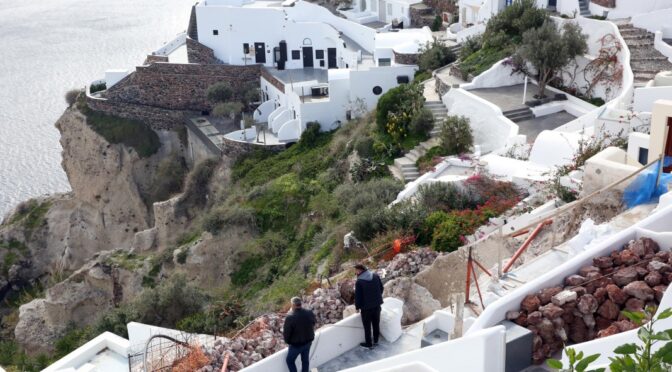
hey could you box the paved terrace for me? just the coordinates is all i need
[468,84,577,142]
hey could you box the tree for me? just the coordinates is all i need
[431,15,443,32]
[439,116,473,155]
[514,20,588,98]
[206,82,233,103]
[212,101,244,120]
[418,39,456,72]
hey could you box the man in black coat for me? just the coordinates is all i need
[354,263,384,349]
[283,297,316,372]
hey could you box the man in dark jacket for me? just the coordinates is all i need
[354,263,384,349]
[283,297,316,372]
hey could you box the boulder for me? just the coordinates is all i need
[540,304,564,319]
[623,281,654,301]
[577,294,599,315]
[613,266,639,287]
[383,277,440,325]
[521,294,541,312]
[338,279,356,305]
[648,261,672,275]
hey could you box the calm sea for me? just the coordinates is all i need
[0,0,192,218]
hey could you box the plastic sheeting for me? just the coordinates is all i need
[623,158,672,209]
[379,298,403,343]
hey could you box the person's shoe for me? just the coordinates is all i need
[359,342,373,349]
[373,341,379,348]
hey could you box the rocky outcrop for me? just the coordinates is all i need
[383,277,441,325]
[14,253,144,353]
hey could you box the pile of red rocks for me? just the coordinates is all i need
[200,313,287,371]
[303,287,346,327]
[381,248,440,281]
[505,237,669,364]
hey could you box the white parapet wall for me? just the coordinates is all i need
[466,202,672,336]
[582,146,641,195]
[241,298,402,372]
[43,332,130,372]
[634,84,672,113]
[340,325,507,372]
[590,0,672,19]
[442,88,519,154]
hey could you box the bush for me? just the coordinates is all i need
[298,122,321,148]
[354,137,375,158]
[135,274,207,327]
[459,35,483,60]
[65,89,81,107]
[418,40,456,72]
[177,158,219,214]
[212,101,244,118]
[335,178,403,214]
[409,108,435,137]
[206,82,234,103]
[417,182,469,212]
[431,213,474,252]
[418,211,450,245]
[351,207,391,241]
[430,15,443,32]
[148,153,187,203]
[416,146,449,174]
[375,83,424,134]
[202,206,256,234]
[439,116,473,155]
[349,158,389,183]
[231,254,266,286]
[89,82,106,94]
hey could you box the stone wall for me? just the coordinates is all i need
[186,37,220,64]
[410,5,436,29]
[221,136,285,160]
[86,96,188,131]
[591,0,615,7]
[144,55,169,65]
[423,0,457,14]
[103,63,262,112]
[394,51,420,66]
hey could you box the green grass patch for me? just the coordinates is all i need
[105,251,144,271]
[9,200,51,236]
[0,239,27,253]
[459,47,513,79]
[231,254,266,287]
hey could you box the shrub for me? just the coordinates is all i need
[430,15,443,31]
[335,178,403,214]
[416,146,449,175]
[459,35,483,60]
[418,211,450,245]
[375,83,424,134]
[135,274,207,327]
[349,158,389,183]
[202,206,256,234]
[351,207,391,241]
[409,108,435,137]
[176,248,189,264]
[231,254,266,286]
[148,153,187,203]
[177,158,219,214]
[418,39,456,72]
[298,122,322,148]
[354,137,375,158]
[431,214,466,252]
[439,116,473,155]
[65,89,81,107]
[483,0,548,45]
[89,82,106,94]
[417,182,469,212]
[212,101,243,118]
[206,83,233,103]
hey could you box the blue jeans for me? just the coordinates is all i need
[286,341,311,372]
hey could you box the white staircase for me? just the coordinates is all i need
[389,100,447,183]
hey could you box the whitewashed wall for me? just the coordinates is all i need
[634,85,672,112]
[631,8,672,38]
[342,326,507,372]
[466,204,672,336]
[582,146,640,194]
[590,0,672,19]
[462,59,525,89]
[442,88,519,154]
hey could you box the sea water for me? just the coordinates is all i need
[0,0,191,218]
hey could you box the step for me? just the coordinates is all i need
[507,114,534,123]
[502,107,532,116]
[394,157,416,169]
[388,165,404,182]
[623,34,654,41]
[624,40,655,48]
[405,153,419,162]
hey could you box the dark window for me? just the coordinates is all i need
[397,75,409,84]
[638,147,649,165]
[243,43,249,54]
[315,50,325,59]
[319,60,325,67]
[292,50,301,60]
[378,58,391,66]
[373,86,383,95]
[213,29,219,36]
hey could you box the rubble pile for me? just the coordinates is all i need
[199,313,287,371]
[381,248,440,281]
[506,237,669,364]
[303,287,347,327]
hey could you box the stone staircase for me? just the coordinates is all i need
[389,101,447,183]
[448,43,462,57]
[617,23,672,86]
[578,0,591,17]
[502,107,534,123]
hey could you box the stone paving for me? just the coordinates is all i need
[617,23,672,86]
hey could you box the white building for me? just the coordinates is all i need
[341,0,424,28]
[191,0,433,144]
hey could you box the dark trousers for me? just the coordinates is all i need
[360,306,381,345]
[286,341,311,372]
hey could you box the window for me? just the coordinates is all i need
[373,86,383,95]
[396,75,409,84]
[243,43,249,54]
[319,60,325,67]
[315,50,324,59]
[213,29,219,36]
[292,50,301,60]
[378,58,391,67]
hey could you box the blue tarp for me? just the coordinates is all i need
[623,157,672,209]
